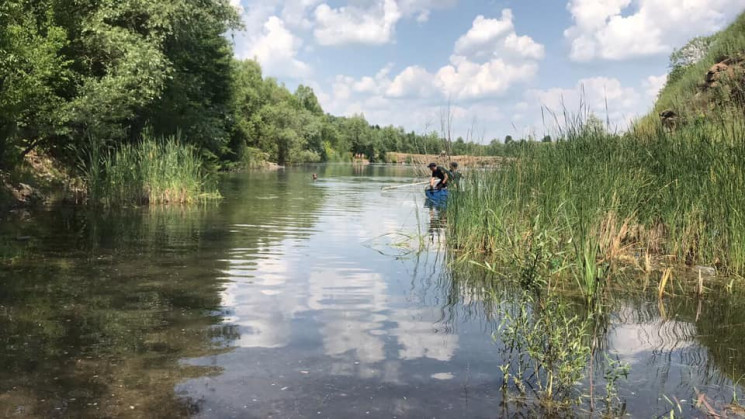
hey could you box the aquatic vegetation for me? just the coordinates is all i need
[83,133,220,206]
[496,289,629,413]
[448,117,745,295]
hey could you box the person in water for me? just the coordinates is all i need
[448,162,461,189]
[312,173,318,181]
[427,163,449,190]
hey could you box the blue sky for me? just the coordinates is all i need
[230,0,745,141]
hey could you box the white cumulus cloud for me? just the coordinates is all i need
[321,8,544,140]
[313,0,457,46]
[314,0,402,46]
[435,56,539,100]
[644,74,668,98]
[327,8,544,105]
[453,10,544,61]
[565,0,745,62]
[242,16,311,78]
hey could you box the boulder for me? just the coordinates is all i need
[659,109,678,129]
[7,182,42,204]
[705,55,744,89]
[705,62,734,88]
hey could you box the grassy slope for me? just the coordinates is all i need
[637,12,745,131]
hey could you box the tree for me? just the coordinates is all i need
[0,2,70,167]
[668,35,714,84]
[294,85,323,116]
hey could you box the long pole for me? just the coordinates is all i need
[381,181,429,191]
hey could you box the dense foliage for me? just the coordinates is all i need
[0,0,500,175]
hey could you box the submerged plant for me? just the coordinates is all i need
[497,291,592,409]
[495,289,630,414]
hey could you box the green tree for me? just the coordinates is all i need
[668,35,713,84]
[294,85,323,116]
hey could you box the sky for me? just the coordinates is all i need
[229,0,745,142]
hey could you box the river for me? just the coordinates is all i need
[1,164,744,417]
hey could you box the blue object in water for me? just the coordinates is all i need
[425,188,449,206]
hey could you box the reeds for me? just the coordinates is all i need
[448,118,745,297]
[84,133,220,206]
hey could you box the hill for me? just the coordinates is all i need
[642,12,745,131]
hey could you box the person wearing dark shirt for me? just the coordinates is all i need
[427,162,449,190]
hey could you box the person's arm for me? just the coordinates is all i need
[440,171,449,188]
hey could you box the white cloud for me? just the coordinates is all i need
[242,16,311,78]
[312,0,457,46]
[565,0,745,61]
[326,8,543,105]
[644,74,668,98]
[387,66,438,98]
[454,10,545,61]
[319,8,543,140]
[435,56,538,100]
[314,0,402,46]
[229,1,323,78]
[280,0,324,29]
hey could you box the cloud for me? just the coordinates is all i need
[387,66,438,98]
[435,56,538,100]
[318,8,543,140]
[312,0,457,46]
[644,74,668,98]
[454,10,545,61]
[313,0,402,46]
[280,0,324,29]
[565,0,745,62]
[241,16,311,78]
[326,8,543,104]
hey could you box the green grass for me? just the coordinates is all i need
[84,133,220,206]
[448,119,745,296]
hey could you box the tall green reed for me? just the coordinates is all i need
[84,132,220,206]
[448,117,745,297]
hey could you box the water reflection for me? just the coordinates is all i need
[2,165,745,418]
[0,206,234,417]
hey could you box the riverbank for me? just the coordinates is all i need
[0,151,83,215]
[386,152,508,167]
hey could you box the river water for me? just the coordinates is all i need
[1,164,744,418]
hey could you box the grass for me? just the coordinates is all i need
[447,117,745,298]
[84,133,220,206]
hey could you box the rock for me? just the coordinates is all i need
[705,62,733,88]
[659,109,678,129]
[694,265,716,277]
[705,55,744,89]
[659,109,677,119]
[9,183,42,204]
